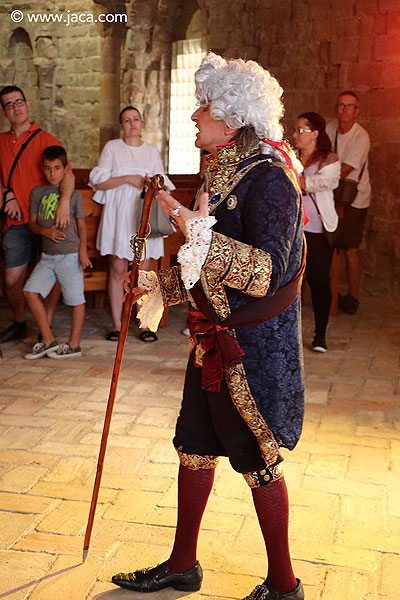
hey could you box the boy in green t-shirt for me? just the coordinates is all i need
[23,145,92,359]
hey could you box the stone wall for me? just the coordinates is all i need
[0,1,102,166]
[250,0,400,297]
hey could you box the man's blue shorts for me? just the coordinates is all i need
[1,223,37,269]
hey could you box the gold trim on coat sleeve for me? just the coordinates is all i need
[203,232,233,280]
[222,238,253,290]
[204,233,272,297]
[158,266,188,306]
[244,247,272,297]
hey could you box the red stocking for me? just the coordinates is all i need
[168,464,215,573]
[252,477,297,594]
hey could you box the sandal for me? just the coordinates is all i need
[139,330,158,343]
[106,330,120,341]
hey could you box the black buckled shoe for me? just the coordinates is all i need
[244,579,304,600]
[112,560,203,592]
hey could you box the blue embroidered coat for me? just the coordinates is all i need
[157,144,305,464]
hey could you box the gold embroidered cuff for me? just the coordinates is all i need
[158,266,188,306]
[245,247,272,297]
[203,232,233,279]
[176,449,219,470]
[204,232,272,297]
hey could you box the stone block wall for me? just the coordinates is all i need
[0,1,101,167]
[249,0,400,296]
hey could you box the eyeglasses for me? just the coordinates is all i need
[337,102,358,110]
[2,99,26,111]
[293,128,313,135]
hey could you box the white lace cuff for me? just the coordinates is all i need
[136,270,164,332]
[177,216,216,289]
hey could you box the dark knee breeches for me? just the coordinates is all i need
[173,354,283,488]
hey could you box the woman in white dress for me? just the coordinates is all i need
[89,106,174,342]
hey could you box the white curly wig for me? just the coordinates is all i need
[195,52,300,170]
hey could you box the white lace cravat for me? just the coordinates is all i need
[177,216,216,289]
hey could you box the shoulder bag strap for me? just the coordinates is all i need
[6,128,42,189]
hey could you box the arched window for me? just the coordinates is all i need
[168,37,207,174]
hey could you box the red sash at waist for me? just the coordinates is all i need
[187,307,244,393]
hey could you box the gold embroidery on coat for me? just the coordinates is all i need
[205,143,259,200]
[203,233,233,282]
[208,161,267,214]
[226,363,280,468]
[194,341,205,367]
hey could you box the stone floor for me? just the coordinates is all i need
[0,292,399,600]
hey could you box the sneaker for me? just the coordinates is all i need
[338,293,359,315]
[25,340,60,360]
[312,336,327,353]
[48,343,82,359]
[0,321,27,343]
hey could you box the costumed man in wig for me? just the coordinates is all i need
[112,53,306,600]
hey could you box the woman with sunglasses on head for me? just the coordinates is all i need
[293,112,340,353]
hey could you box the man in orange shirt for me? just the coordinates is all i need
[0,85,74,342]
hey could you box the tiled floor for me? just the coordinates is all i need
[0,292,399,599]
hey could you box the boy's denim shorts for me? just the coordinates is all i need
[1,223,37,269]
[24,252,85,306]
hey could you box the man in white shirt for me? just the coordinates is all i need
[326,91,371,314]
